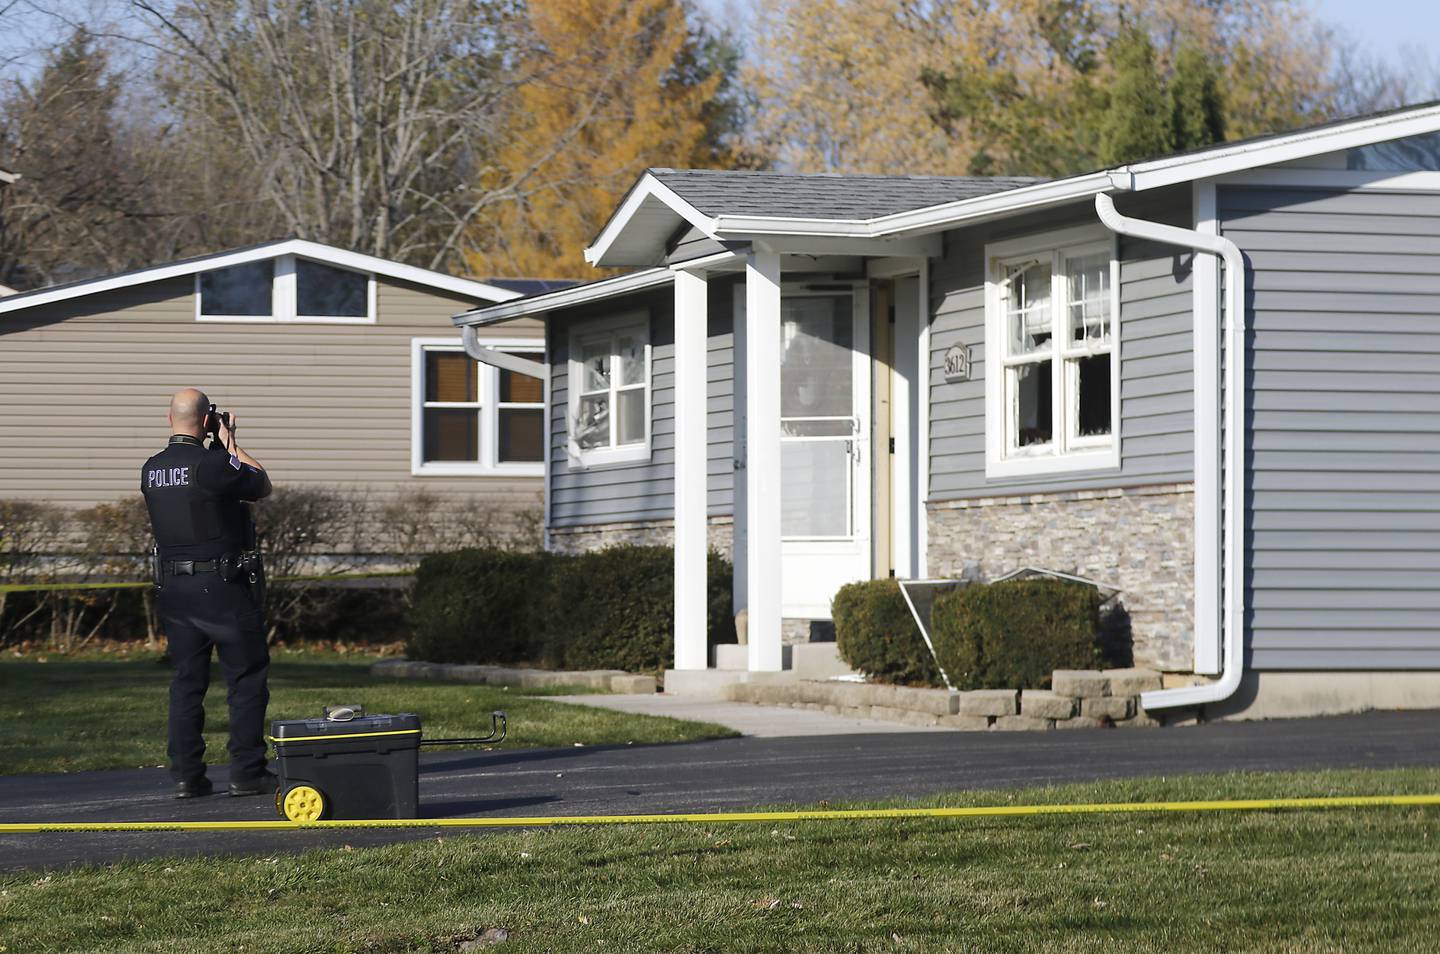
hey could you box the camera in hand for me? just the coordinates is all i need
[205,403,233,444]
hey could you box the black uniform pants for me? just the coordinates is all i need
[157,574,270,783]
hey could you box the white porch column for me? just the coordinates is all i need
[672,268,710,670]
[745,250,784,671]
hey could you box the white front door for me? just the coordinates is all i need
[779,290,871,619]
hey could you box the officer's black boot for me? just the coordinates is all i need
[173,776,214,799]
[229,770,278,797]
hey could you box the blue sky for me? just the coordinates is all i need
[1309,0,1440,59]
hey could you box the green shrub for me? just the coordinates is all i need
[407,549,550,664]
[543,546,733,674]
[832,579,940,687]
[408,545,734,673]
[931,579,1101,690]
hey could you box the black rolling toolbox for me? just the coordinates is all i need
[270,705,505,821]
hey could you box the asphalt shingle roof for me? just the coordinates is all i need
[649,169,1042,220]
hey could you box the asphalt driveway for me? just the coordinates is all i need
[4,710,1440,871]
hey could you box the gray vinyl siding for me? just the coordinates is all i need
[1222,185,1440,669]
[0,275,542,513]
[547,279,736,527]
[927,187,1194,499]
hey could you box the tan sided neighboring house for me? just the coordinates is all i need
[0,239,549,544]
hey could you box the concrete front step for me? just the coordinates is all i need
[712,642,857,678]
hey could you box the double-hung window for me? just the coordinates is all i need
[567,313,650,467]
[411,338,545,476]
[984,226,1119,478]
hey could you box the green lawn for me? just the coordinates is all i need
[2,769,1438,952]
[0,653,736,775]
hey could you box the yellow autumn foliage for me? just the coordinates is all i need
[466,0,730,279]
[747,0,1339,175]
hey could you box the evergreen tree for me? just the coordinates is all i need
[1169,46,1226,151]
[1098,27,1173,166]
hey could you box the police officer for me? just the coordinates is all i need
[141,388,275,799]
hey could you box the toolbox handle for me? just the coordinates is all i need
[419,710,506,747]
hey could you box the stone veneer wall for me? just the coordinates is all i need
[926,483,1194,672]
[549,517,734,563]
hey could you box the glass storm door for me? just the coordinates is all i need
[779,292,871,620]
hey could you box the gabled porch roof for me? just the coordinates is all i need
[584,100,1440,269]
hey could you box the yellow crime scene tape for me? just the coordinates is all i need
[2,794,1438,834]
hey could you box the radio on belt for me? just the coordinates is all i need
[268,704,506,821]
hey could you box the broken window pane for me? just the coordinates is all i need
[1066,252,1111,345]
[1075,354,1112,437]
[1014,360,1052,447]
[617,335,646,387]
[580,340,610,393]
[1006,260,1052,355]
[575,394,609,449]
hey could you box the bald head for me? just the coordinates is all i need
[169,388,210,436]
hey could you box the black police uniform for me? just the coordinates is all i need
[141,435,270,788]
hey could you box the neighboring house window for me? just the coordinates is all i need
[984,226,1120,478]
[411,338,545,476]
[567,313,650,467]
[199,260,274,318]
[197,254,375,324]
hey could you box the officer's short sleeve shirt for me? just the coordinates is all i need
[197,449,268,502]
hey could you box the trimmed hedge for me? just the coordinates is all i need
[407,545,734,673]
[832,579,940,687]
[408,550,550,664]
[931,578,1101,690]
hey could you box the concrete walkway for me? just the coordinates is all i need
[550,693,948,736]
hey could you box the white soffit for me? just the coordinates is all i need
[0,238,521,316]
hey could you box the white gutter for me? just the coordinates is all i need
[454,267,673,326]
[1094,193,1247,712]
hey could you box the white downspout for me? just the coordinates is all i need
[1094,193,1247,712]
[462,323,553,551]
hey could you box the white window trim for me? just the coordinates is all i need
[410,336,546,477]
[984,224,1121,479]
[565,311,652,469]
[196,254,377,325]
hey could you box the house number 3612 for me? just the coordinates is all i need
[943,343,970,382]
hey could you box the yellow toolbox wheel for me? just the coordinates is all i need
[281,785,327,822]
